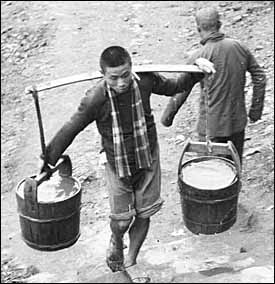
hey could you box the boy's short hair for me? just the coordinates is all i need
[100,46,132,73]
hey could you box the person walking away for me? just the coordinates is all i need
[161,7,266,164]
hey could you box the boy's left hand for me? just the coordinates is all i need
[195,58,216,74]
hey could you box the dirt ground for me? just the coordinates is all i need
[1,1,274,283]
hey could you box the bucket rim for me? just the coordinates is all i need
[178,155,239,190]
[179,155,237,170]
[15,174,82,204]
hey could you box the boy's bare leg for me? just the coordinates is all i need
[124,217,150,268]
[106,219,132,272]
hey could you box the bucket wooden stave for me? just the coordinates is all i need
[15,175,82,251]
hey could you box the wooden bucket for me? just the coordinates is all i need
[178,156,240,234]
[177,139,241,235]
[15,174,82,251]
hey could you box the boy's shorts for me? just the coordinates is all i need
[105,142,164,220]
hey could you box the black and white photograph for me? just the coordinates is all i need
[1,1,274,283]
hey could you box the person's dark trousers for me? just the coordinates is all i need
[198,130,245,165]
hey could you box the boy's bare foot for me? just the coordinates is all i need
[106,236,125,272]
[124,256,137,268]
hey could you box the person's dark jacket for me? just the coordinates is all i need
[161,32,266,138]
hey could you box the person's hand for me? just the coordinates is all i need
[37,157,54,175]
[248,108,261,123]
[161,97,178,127]
[25,85,37,95]
[195,58,216,74]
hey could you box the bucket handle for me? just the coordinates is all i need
[177,138,241,179]
[24,177,38,212]
[227,140,241,179]
[177,138,192,177]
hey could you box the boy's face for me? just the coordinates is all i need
[103,62,132,94]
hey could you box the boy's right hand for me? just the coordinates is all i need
[37,157,54,175]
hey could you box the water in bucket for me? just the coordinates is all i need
[17,173,79,203]
[181,157,237,190]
